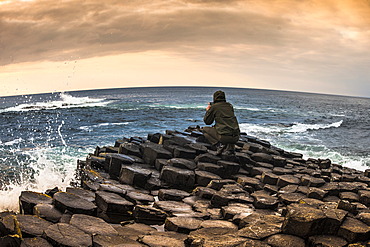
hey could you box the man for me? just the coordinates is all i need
[203,90,240,155]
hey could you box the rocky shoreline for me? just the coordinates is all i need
[1,126,370,246]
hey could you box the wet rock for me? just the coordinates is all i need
[264,184,279,194]
[107,153,135,179]
[140,234,185,247]
[261,172,279,185]
[194,153,221,164]
[119,164,152,188]
[65,187,95,202]
[217,160,240,177]
[251,167,271,176]
[307,187,327,200]
[168,158,197,170]
[279,193,305,205]
[158,189,190,201]
[19,191,53,215]
[200,220,238,230]
[221,203,254,220]
[154,158,168,171]
[126,191,154,205]
[95,190,134,214]
[272,155,287,167]
[186,143,208,155]
[252,193,279,210]
[160,166,195,189]
[196,162,224,177]
[195,170,221,187]
[165,217,202,233]
[193,187,217,199]
[282,205,326,237]
[98,183,127,197]
[277,175,301,187]
[21,237,53,247]
[16,215,53,238]
[93,235,143,247]
[185,227,246,247]
[307,235,348,247]
[154,201,193,216]
[142,143,172,165]
[33,204,62,223]
[358,190,370,206]
[237,175,263,191]
[53,192,97,215]
[300,176,326,187]
[133,205,167,225]
[251,153,273,164]
[43,223,92,247]
[207,179,236,191]
[119,142,141,157]
[337,217,370,243]
[173,146,197,159]
[70,214,118,236]
[266,234,305,247]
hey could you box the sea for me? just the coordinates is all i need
[0,87,369,211]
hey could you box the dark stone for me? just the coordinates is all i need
[154,201,193,216]
[95,190,134,213]
[168,158,197,170]
[252,193,279,210]
[272,155,287,167]
[337,200,358,214]
[53,192,97,215]
[337,217,370,243]
[158,189,190,201]
[154,159,168,171]
[165,217,202,234]
[126,191,154,205]
[358,190,370,206]
[173,146,197,159]
[141,234,186,247]
[119,164,152,187]
[70,214,118,236]
[193,187,217,199]
[250,167,271,177]
[261,172,279,185]
[16,215,53,238]
[66,187,95,202]
[307,235,347,247]
[196,162,224,176]
[300,176,326,187]
[0,235,22,247]
[266,234,305,247]
[237,213,283,239]
[206,179,236,191]
[98,183,127,197]
[21,237,53,247]
[340,192,359,202]
[272,167,293,175]
[237,176,263,190]
[141,143,172,165]
[251,153,273,164]
[133,205,167,225]
[19,191,52,215]
[217,160,240,177]
[264,184,279,194]
[357,212,370,226]
[33,203,63,223]
[185,227,245,247]
[221,203,254,220]
[194,153,221,164]
[160,166,195,189]
[195,170,221,187]
[279,193,305,205]
[45,187,60,198]
[277,175,301,187]
[185,143,208,155]
[307,187,327,200]
[119,142,141,157]
[107,153,135,179]
[43,223,92,247]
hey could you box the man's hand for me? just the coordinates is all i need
[206,103,212,111]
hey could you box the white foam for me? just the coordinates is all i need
[2,138,24,146]
[287,120,343,133]
[0,92,111,113]
[79,122,129,132]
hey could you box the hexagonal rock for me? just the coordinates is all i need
[194,153,221,164]
[66,187,95,202]
[307,235,348,247]
[133,205,167,225]
[261,172,279,185]
[43,223,92,247]
[252,193,279,210]
[216,160,240,176]
[185,227,246,247]
[197,162,224,176]
[193,186,217,199]
[307,187,327,200]
[158,189,190,201]
[95,190,134,213]
[173,146,197,159]
[237,176,263,190]
[53,192,97,215]
[141,234,185,247]
[339,192,359,202]
[357,212,370,226]
[300,176,326,187]
[200,220,238,230]
[119,164,152,187]
[278,193,306,205]
[160,166,195,189]
[154,201,193,216]
[265,234,305,247]
[33,203,63,223]
[282,205,327,238]
[107,153,135,179]
[195,170,222,187]
[238,239,271,247]
[221,203,254,220]
[207,179,236,191]
[21,237,53,247]
[272,155,287,167]
[16,215,53,238]
[358,190,370,206]
[19,191,53,215]
[70,214,118,236]
[119,142,141,157]
[168,158,197,170]
[165,217,202,234]
[250,167,271,177]
[277,175,301,188]
[126,191,154,205]
[93,235,143,247]
[251,153,273,164]
[237,217,282,240]
[238,213,284,230]
[0,235,21,247]
[142,143,172,165]
[337,217,370,243]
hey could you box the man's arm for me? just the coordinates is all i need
[203,104,215,125]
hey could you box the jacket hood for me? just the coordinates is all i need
[213,90,226,103]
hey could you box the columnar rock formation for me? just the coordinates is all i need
[1,127,370,246]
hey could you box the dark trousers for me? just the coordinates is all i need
[202,127,239,149]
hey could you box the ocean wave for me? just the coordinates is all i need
[148,104,204,109]
[0,92,111,113]
[0,138,24,146]
[79,122,129,132]
[239,120,343,135]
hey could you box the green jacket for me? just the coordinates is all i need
[204,101,240,137]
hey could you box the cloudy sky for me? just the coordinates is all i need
[0,0,369,97]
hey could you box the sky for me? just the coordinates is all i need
[0,0,370,97]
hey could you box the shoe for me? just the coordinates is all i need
[215,144,227,156]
